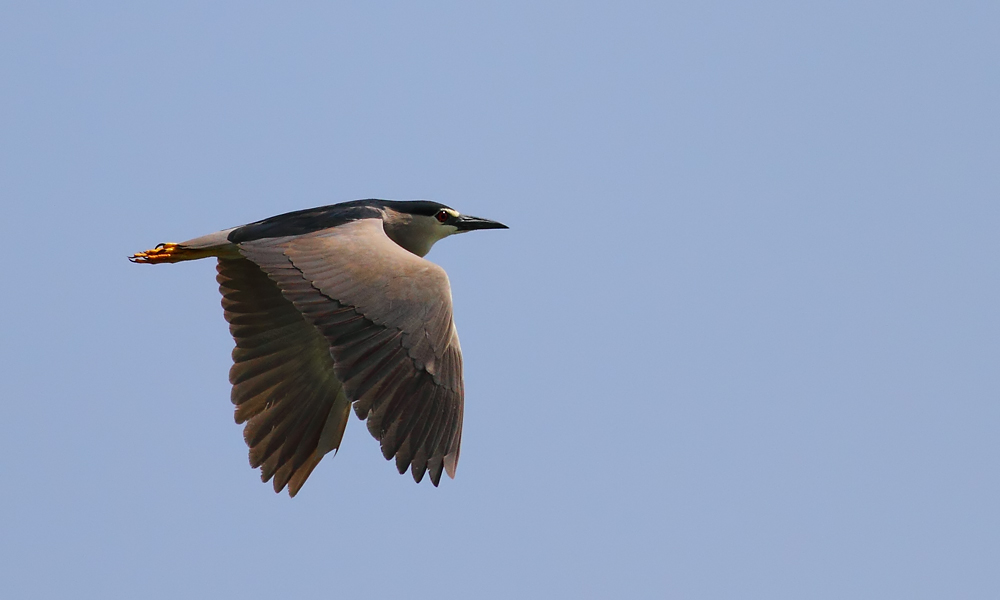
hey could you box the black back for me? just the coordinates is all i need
[227,199,451,243]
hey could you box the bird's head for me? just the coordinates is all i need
[379,201,508,256]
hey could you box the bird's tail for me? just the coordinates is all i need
[129,228,238,264]
[129,243,216,264]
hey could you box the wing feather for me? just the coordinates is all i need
[237,219,465,484]
[216,257,350,496]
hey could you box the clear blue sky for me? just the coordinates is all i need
[2,2,998,598]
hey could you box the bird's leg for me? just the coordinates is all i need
[129,242,187,264]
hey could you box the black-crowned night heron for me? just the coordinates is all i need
[130,200,507,496]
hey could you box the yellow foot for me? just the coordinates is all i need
[129,242,182,264]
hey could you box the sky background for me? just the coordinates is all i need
[2,2,999,598]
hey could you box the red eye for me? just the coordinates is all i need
[436,210,449,223]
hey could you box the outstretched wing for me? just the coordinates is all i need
[217,257,353,497]
[238,218,464,486]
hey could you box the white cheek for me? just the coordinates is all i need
[437,224,459,239]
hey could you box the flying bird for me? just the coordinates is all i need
[130,200,507,496]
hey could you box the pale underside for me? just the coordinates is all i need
[216,218,464,496]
